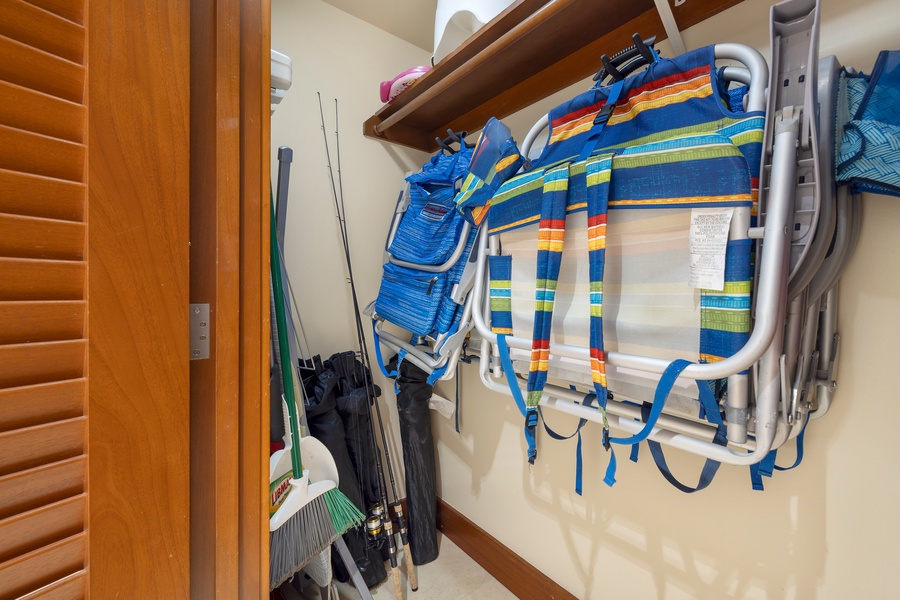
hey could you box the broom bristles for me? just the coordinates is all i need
[269,484,365,590]
[323,487,365,535]
[269,495,337,590]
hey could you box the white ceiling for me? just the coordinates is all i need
[319,0,439,52]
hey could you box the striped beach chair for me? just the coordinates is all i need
[470,42,796,491]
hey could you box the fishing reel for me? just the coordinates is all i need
[365,503,389,549]
[364,501,410,552]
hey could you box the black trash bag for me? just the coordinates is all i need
[305,368,386,588]
[328,351,383,511]
[396,359,439,565]
[269,367,285,443]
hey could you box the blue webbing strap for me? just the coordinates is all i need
[426,321,459,389]
[605,359,726,492]
[608,359,694,447]
[642,372,727,493]
[497,334,537,463]
[647,433,725,493]
[577,80,626,162]
[537,392,596,496]
[749,452,776,491]
[750,416,809,490]
[774,418,808,472]
[426,363,448,387]
[623,408,641,464]
[371,319,398,379]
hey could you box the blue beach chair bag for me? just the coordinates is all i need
[836,50,900,197]
[375,146,473,337]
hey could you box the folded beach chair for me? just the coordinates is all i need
[370,125,522,383]
[368,131,477,382]
[468,0,849,491]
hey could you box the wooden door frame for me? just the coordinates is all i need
[190,0,270,597]
[238,0,272,596]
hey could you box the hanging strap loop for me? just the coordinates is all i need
[578,80,626,162]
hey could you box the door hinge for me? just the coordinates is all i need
[190,303,210,360]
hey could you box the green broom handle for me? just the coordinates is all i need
[270,195,304,478]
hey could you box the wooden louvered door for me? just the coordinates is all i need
[1,0,192,597]
[0,0,273,596]
[0,0,90,598]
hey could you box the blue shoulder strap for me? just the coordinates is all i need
[497,334,538,463]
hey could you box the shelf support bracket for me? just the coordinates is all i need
[654,0,687,55]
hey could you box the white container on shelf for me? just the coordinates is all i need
[432,0,515,64]
[270,49,292,113]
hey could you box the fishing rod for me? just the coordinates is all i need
[324,94,409,597]
[317,93,415,596]
[332,97,419,592]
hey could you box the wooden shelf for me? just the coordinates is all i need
[364,0,745,152]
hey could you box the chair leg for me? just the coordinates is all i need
[333,537,375,600]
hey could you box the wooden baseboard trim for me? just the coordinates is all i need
[436,498,577,600]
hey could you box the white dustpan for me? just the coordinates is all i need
[269,399,341,532]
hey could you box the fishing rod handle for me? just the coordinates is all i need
[391,565,403,600]
[404,543,418,592]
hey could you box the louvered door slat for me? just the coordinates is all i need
[0,124,84,182]
[0,215,84,260]
[0,258,85,301]
[0,341,86,389]
[0,457,85,521]
[0,36,83,104]
[0,1,84,64]
[23,0,83,25]
[0,380,85,432]
[18,571,85,600]
[0,418,85,476]
[0,81,84,144]
[0,170,84,221]
[1,0,88,595]
[0,302,84,345]
[0,534,85,599]
[0,495,85,564]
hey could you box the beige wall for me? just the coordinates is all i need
[271,0,430,493]
[275,0,900,597]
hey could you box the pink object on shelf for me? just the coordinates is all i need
[380,66,431,103]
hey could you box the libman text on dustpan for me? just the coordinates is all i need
[270,471,292,518]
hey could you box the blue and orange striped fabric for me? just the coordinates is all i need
[488,45,763,235]
[585,155,613,397]
[488,44,763,404]
[525,163,570,409]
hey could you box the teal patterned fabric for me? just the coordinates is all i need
[836,50,900,197]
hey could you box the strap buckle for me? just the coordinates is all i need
[594,100,617,125]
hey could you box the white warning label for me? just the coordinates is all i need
[688,208,734,290]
